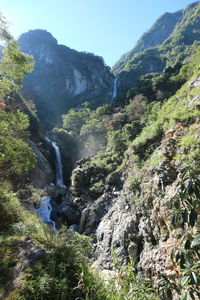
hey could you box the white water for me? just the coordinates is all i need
[36,136,65,232]
[44,136,51,143]
[37,196,57,232]
[44,137,64,186]
[112,77,118,99]
[52,142,64,186]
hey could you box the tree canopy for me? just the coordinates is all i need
[0,14,36,178]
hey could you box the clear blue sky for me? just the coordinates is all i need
[0,0,197,66]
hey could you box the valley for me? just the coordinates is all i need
[0,2,200,299]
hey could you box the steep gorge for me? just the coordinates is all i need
[0,2,200,299]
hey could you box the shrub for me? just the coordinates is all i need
[0,110,36,178]
[176,135,200,171]
[96,104,113,116]
[17,228,96,300]
[0,181,23,230]
[107,130,127,154]
[159,172,200,300]
[126,94,148,122]
[130,122,163,160]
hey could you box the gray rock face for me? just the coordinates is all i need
[19,30,114,129]
[28,139,54,188]
[189,75,200,88]
[53,188,80,226]
[94,193,137,269]
[71,131,193,287]
[76,171,176,285]
[78,192,113,235]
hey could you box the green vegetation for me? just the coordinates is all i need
[0,15,37,234]
[62,107,90,135]
[104,253,159,300]
[63,48,200,199]
[113,2,200,106]
[159,172,200,300]
[0,18,159,300]
[0,15,35,177]
[0,226,159,300]
[0,110,36,178]
[1,3,200,299]
[176,135,200,169]
[15,229,94,300]
[0,17,34,101]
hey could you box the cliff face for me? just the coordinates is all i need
[19,30,114,129]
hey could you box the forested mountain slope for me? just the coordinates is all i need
[112,8,183,75]
[112,1,200,99]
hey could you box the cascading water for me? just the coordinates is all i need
[44,137,64,187]
[37,137,65,231]
[37,196,57,232]
[51,142,64,187]
[112,77,118,100]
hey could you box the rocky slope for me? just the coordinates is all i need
[68,67,200,294]
[19,30,114,129]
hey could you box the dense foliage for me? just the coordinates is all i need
[160,172,200,300]
[0,15,36,232]
[0,110,36,178]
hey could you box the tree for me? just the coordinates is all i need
[0,14,34,101]
[159,172,200,300]
[0,110,36,177]
[62,108,90,135]
[107,130,127,154]
[0,14,36,178]
[126,94,148,122]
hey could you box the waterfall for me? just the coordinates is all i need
[51,142,64,187]
[45,137,64,187]
[36,136,65,232]
[112,77,118,99]
[37,196,57,232]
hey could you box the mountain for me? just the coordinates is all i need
[19,30,114,129]
[112,1,200,96]
[113,9,183,75]
[1,2,200,299]
[19,1,200,130]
